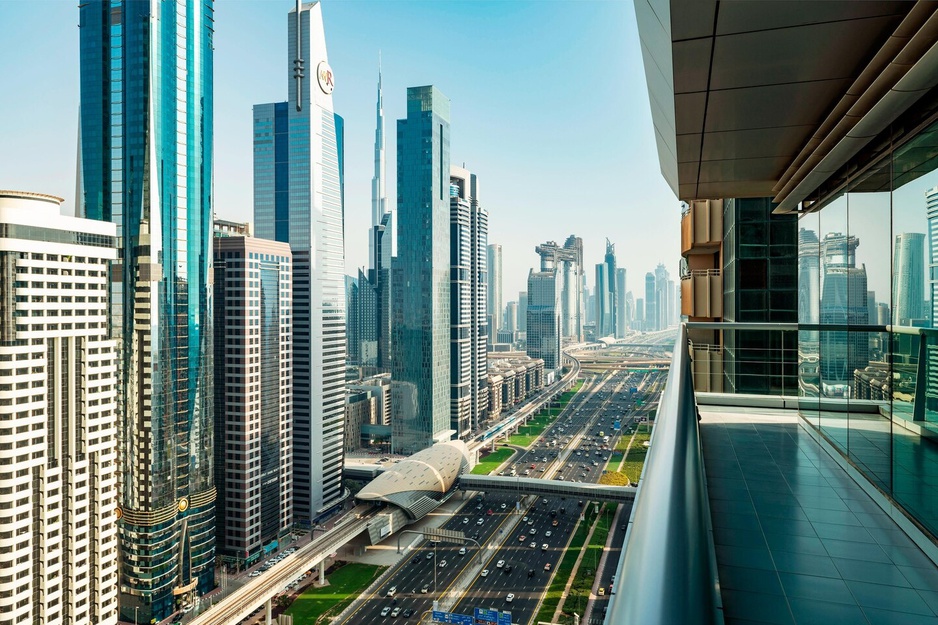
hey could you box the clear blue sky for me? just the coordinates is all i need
[0,0,680,302]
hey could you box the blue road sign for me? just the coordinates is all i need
[613,420,621,430]
[498,611,512,625]
[474,607,499,624]
[432,610,473,625]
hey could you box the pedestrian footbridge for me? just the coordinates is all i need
[458,474,636,503]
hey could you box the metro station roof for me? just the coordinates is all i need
[355,440,471,520]
[636,0,938,211]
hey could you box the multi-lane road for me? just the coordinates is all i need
[339,365,664,625]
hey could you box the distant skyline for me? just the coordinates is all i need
[0,0,680,299]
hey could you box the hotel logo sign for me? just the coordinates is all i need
[317,61,335,95]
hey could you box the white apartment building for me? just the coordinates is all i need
[0,191,119,624]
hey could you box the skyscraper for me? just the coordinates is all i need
[893,232,926,325]
[253,2,346,523]
[656,263,671,330]
[0,191,119,624]
[615,268,628,337]
[535,237,584,340]
[450,165,488,438]
[213,234,293,570]
[519,291,528,333]
[645,272,657,331]
[392,86,453,453]
[595,262,613,336]
[78,1,215,619]
[527,269,562,371]
[605,238,618,332]
[488,244,503,336]
[505,301,519,333]
[371,59,389,266]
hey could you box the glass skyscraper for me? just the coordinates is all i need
[392,86,453,454]
[253,2,346,524]
[78,1,215,621]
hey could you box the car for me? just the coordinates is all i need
[522,516,529,523]
[518,535,526,542]
[527,519,534,525]
[545,531,552,537]
[458,547,467,556]
[391,607,402,617]
[249,571,261,577]
[411,557,420,564]
[462,518,469,524]
[439,560,447,568]
[500,503,507,510]
[477,518,484,525]
[487,509,494,515]
[506,593,515,603]
[529,528,536,535]
[598,587,605,596]
[528,569,536,578]
[402,609,415,618]
[542,543,549,551]
[542,498,549,505]
[476,503,483,510]
[381,607,391,617]
[387,586,397,597]
[504,565,513,574]
[480,569,490,577]
[496,559,505,568]
[544,562,552,571]
[426,552,433,560]
[529,541,537,548]
[421,584,430,593]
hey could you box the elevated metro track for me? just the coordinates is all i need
[188,505,377,625]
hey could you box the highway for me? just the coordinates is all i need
[338,364,656,625]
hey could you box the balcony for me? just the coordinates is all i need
[681,269,722,319]
[681,199,723,256]
[607,323,938,625]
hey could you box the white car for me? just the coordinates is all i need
[529,541,537,548]
[391,607,402,617]
[522,517,529,523]
[381,607,391,617]
[529,528,536,535]
[458,547,467,555]
[477,518,484,525]
[496,560,506,568]
[386,587,397,597]
[480,569,490,577]
[545,531,552,537]
[542,544,549,551]
[462,518,469,524]
[506,593,515,603]
[500,503,507,510]
[439,560,447,568]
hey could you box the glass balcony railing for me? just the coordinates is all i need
[609,321,938,625]
[686,321,938,543]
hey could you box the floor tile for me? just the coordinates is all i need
[845,580,935,616]
[787,597,870,625]
[831,558,912,587]
[822,539,891,563]
[776,572,855,605]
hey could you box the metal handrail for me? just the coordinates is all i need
[606,323,722,625]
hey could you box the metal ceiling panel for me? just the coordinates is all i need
[700,125,815,161]
[672,38,712,93]
[670,0,716,41]
[704,79,852,133]
[715,1,910,37]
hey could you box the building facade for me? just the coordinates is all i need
[595,263,612,337]
[212,234,292,570]
[253,2,346,522]
[615,268,628,337]
[644,272,657,332]
[526,269,561,371]
[450,165,488,438]
[391,86,453,454]
[487,244,503,336]
[0,191,119,624]
[78,1,216,619]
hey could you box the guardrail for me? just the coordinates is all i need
[606,323,721,625]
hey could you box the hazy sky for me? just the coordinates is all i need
[0,0,680,302]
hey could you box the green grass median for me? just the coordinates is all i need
[283,562,386,623]
[533,504,599,625]
[470,446,515,475]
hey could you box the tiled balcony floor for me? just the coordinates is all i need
[700,406,938,625]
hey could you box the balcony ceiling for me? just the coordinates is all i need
[638,0,914,202]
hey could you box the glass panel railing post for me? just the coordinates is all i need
[915,330,928,422]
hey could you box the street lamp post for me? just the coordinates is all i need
[433,543,438,593]
[134,607,138,625]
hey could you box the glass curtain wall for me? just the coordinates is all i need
[798,117,938,539]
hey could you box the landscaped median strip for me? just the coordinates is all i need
[282,562,386,625]
[531,502,600,625]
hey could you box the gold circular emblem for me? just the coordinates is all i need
[178,497,190,512]
[115,507,123,520]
